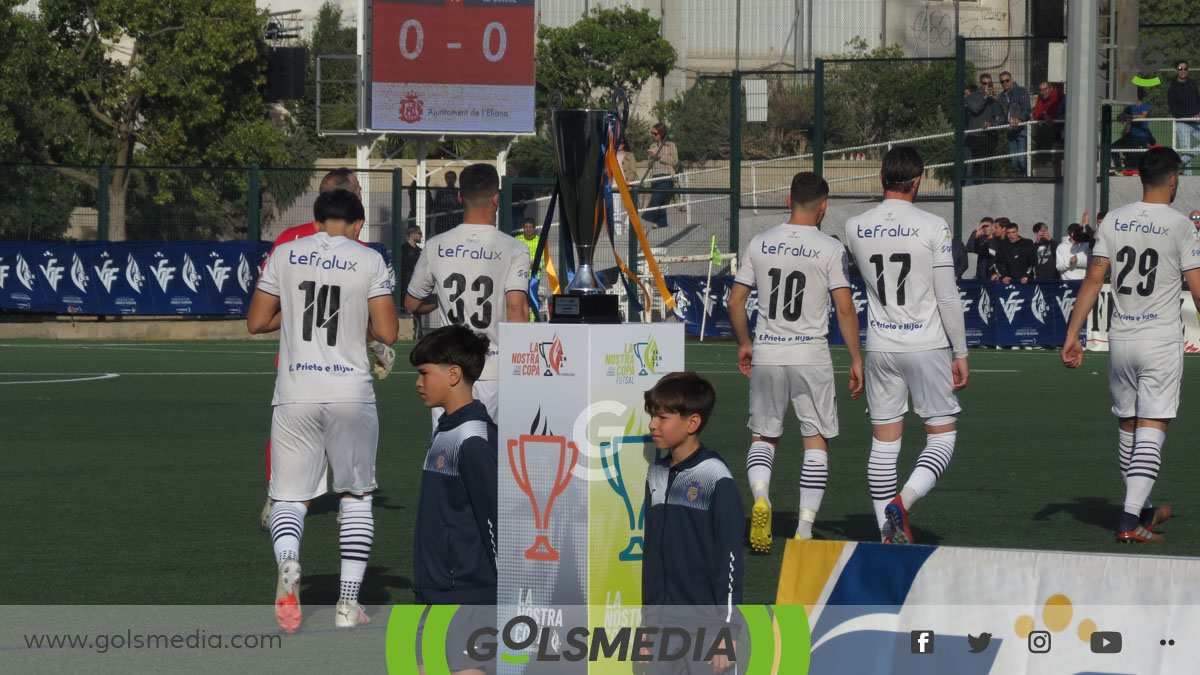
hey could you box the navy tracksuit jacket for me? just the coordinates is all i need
[642,445,745,623]
[412,400,498,605]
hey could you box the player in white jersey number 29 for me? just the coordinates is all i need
[728,172,864,552]
[843,147,970,545]
[1063,147,1200,543]
[248,189,400,632]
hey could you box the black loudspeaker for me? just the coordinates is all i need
[264,46,306,102]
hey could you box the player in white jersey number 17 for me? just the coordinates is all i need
[727,172,864,552]
[843,147,970,545]
[1063,147,1200,543]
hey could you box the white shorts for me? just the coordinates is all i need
[748,363,839,439]
[1109,339,1184,420]
[865,349,961,425]
[269,402,379,501]
[430,379,498,430]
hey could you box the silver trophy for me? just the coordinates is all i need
[548,91,627,323]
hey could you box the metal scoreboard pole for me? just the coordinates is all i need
[1063,1,1099,227]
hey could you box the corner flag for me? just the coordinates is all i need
[709,235,722,266]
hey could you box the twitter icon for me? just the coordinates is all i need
[967,633,992,653]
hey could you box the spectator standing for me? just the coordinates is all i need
[952,236,968,280]
[1033,82,1066,178]
[1168,60,1200,175]
[1031,223,1059,279]
[399,225,425,339]
[431,170,462,236]
[967,217,995,279]
[1112,87,1154,172]
[507,163,535,233]
[1056,223,1092,280]
[642,123,678,228]
[1191,210,1200,234]
[611,136,638,236]
[965,76,1001,184]
[994,222,1036,284]
[998,71,1032,175]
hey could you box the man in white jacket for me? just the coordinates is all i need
[1057,223,1092,280]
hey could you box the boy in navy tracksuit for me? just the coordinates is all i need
[641,372,745,674]
[411,325,497,673]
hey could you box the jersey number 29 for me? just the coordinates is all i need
[299,281,340,346]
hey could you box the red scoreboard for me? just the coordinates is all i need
[369,0,535,133]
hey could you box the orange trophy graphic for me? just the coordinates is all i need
[508,410,579,561]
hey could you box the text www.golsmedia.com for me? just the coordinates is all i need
[24,630,282,653]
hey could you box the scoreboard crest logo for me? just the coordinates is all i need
[399,91,424,123]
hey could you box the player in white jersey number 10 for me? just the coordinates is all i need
[727,172,864,552]
[843,147,970,545]
[248,189,400,632]
[1063,147,1200,543]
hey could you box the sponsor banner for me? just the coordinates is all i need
[371,83,535,133]
[990,280,1081,346]
[667,275,1088,348]
[667,275,756,339]
[1086,283,1200,352]
[778,539,1200,674]
[0,241,390,316]
[585,324,683,674]
[497,323,684,674]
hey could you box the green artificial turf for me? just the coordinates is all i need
[4,339,1200,606]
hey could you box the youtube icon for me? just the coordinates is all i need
[1090,631,1122,654]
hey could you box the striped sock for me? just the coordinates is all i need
[747,441,776,504]
[270,501,307,565]
[1124,428,1164,518]
[339,495,374,604]
[797,449,828,539]
[903,431,957,509]
[868,438,901,532]
[1118,429,1134,482]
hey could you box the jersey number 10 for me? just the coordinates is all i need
[299,281,341,346]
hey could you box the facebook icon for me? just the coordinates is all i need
[910,630,935,654]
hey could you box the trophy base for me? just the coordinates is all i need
[550,294,622,324]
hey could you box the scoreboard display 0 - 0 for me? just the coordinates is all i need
[369,0,535,133]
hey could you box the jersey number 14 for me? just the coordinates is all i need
[299,281,341,346]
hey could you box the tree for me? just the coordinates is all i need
[294,1,356,158]
[2,0,301,240]
[534,7,676,125]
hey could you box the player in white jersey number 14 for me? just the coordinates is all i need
[1063,147,1200,543]
[248,189,400,632]
[843,147,970,545]
[727,172,864,552]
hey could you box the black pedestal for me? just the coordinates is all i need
[549,294,622,324]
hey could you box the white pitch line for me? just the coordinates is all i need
[0,373,120,385]
[0,344,277,355]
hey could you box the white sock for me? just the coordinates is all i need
[868,438,901,531]
[339,496,374,604]
[270,501,307,565]
[902,431,957,510]
[796,448,828,539]
[746,440,775,504]
[368,340,387,358]
[1124,428,1165,517]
